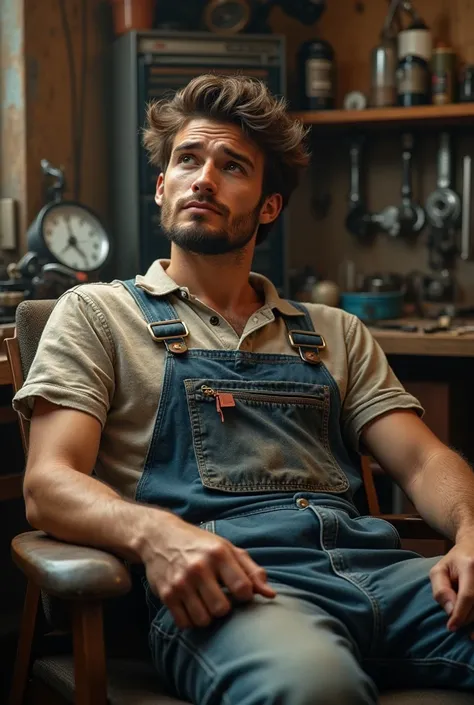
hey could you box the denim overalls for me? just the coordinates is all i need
[123,280,474,705]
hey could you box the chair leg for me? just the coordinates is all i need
[72,601,107,705]
[9,580,41,705]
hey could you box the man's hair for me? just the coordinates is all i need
[142,73,310,244]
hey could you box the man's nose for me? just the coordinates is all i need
[191,162,217,195]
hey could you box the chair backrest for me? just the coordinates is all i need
[6,299,57,453]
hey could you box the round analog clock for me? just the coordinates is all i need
[28,201,110,273]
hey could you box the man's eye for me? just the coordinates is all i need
[178,154,196,164]
[226,162,244,173]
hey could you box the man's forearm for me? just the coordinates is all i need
[24,464,179,562]
[407,447,474,541]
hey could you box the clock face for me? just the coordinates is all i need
[41,203,110,272]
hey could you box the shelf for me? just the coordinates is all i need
[292,103,474,129]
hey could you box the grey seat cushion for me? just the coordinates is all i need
[33,655,189,704]
[33,654,474,705]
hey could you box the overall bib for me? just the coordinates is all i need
[123,280,474,705]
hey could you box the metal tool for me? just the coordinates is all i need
[345,138,376,242]
[423,314,452,333]
[378,133,425,238]
[461,155,472,261]
[451,325,474,336]
[426,132,461,228]
[427,225,457,271]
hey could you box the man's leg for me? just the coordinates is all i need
[364,555,474,691]
[147,584,378,705]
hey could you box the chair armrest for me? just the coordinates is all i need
[12,531,132,599]
[379,514,450,542]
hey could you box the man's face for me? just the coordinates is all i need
[155,118,281,255]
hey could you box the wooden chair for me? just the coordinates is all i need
[5,299,474,705]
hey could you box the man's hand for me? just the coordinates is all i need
[430,533,474,635]
[141,515,276,629]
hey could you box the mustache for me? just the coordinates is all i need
[177,196,229,216]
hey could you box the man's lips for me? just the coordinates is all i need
[183,201,221,214]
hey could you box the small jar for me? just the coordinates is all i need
[432,45,456,105]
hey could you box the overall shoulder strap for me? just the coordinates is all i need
[121,279,189,355]
[281,301,326,365]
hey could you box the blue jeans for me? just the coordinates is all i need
[146,503,474,704]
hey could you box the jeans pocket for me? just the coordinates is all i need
[352,515,401,550]
[185,377,349,494]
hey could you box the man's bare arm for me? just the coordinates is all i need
[361,410,474,541]
[24,398,275,628]
[24,398,170,562]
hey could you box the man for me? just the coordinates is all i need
[14,74,474,704]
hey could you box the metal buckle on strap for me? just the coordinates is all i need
[288,330,326,350]
[147,319,189,342]
[288,330,326,364]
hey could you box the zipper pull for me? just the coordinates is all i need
[215,392,235,423]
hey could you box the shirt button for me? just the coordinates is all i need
[210,315,220,326]
[296,498,309,509]
[180,290,188,299]
[252,316,258,323]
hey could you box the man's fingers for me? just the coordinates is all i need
[430,562,457,617]
[218,552,254,602]
[166,599,192,630]
[233,547,277,598]
[447,570,474,631]
[197,572,232,618]
[180,588,213,627]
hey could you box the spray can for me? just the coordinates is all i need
[370,40,397,107]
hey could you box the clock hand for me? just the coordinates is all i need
[64,216,89,264]
[72,243,90,265]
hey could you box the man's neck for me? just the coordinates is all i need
[166,244,262,315]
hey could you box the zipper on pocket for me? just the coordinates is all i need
[200,385,324,422]
[201,386,236,422]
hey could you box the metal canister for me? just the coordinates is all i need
[432,45,456,105]
[370,41,397,107]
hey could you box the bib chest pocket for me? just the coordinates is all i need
[184,378,349,494]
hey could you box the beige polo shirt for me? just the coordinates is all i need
[13,260,422,499]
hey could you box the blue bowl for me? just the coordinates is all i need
[340,291,403,322]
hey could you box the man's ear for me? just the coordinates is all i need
[259,193,283,226]
[155,172,164,207]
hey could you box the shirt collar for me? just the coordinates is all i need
[135,259,302,317]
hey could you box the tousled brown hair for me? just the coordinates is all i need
[142,74,310,244]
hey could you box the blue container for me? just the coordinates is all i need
[340,291,403,321]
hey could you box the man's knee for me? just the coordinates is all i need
[245,642,376,705]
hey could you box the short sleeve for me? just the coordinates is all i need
[341,315,423,451]
[12,288,115,428]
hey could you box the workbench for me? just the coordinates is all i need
[369,320,474,357]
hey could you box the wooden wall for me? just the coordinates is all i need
[3,0,474,298]
[271,0,474,301]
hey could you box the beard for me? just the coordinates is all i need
[160,194,262,255]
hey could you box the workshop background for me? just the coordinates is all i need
[2,0,474,699]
